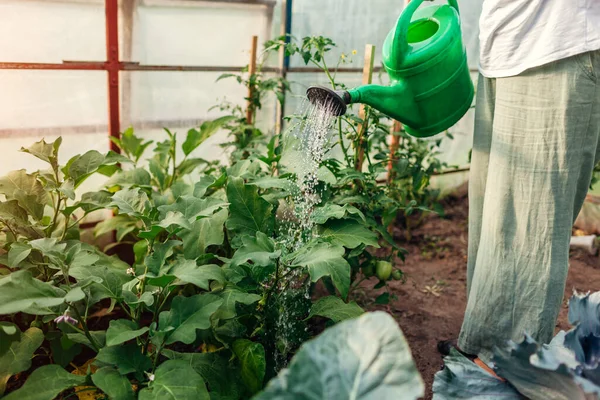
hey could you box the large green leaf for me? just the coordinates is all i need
[109,188,150,218]
[319,219,380,249]
[91,366,135,400]
[158,195,228,222]
[0,270,84,315]
[230,232,280,268]
[7,242,32,268]
[177,158,210,177]
[0,327,44,395]
[181,208,228,259]
[67,330,107,350]
[68,190,115,215]
[106,319,149,347]
[139,360,209,400]
[0,199,28,223]
[213,286,261,320]
[47,331,81,368]
[65,150,106,188]
[14,190,45,220]
[0,170,49,207]
[432,349,521,400]
[3,365,86,400]
[95,342,152,377]
[69,253,131,305]
[158,294,223,345]
[291,242,351,298]
[193,176,217,198]
[182,116,235,156]
[63,150,130,188]
[254,312,424,400]
[163,350,244,400]
[233,339,266,395]
[0,200,41,238]
[94,214,140,242]
[310,204,366,224]
[0,322,20,357]
[145,240,181,276]
[226,176,274,236]
[168,259,226,290]
[106,168,153,188]
[20,137,61,171]
[306,296,364,323]
[158,211,191,230]
[29,237,67,258]
[249,177,295,192]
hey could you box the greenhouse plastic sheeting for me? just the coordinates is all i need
[2,0,598,225]
[0,0,273,197]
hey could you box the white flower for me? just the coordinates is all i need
[54,311,78,326]
[148,374,155,382]
[127,267,135,276]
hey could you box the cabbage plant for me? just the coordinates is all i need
[433,291,600,400]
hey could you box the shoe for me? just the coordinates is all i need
[437,339,476,360]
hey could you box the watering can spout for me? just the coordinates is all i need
[348,84,420,127]
[306,84,420,127]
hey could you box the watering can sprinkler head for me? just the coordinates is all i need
[305,0,474,138]
[306,86,350,117]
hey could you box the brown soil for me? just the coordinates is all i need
[363,189,600,400]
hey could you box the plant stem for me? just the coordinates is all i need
[50,195,63,235]
[152,343,163,374]
[135,237,154,321]
[320,56,336,89]
[71,306,101,351]
[3,221,18,240]
[337,119,351,168]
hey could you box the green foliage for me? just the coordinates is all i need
[0,327,44,395]
[306,296,364,323]
[254,312,424,400]
[233,339,266,395]
[0,33,452,400]
[91,367,135,400]
[3,365,87,400]
[138,360,209,400]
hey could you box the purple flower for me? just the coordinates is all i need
[54,312,78,325]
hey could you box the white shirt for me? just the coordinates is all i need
[478,0,600,78]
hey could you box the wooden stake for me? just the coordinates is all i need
[355,44,376,171]
[246,35,259,124]
[275,0,288,136]
[387,121,402,184]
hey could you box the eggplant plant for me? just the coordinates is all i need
[0,34,451,400]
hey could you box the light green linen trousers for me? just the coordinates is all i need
[458,50,600,363]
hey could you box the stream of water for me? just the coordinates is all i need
[271,97,339,371]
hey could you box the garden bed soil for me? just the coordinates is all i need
[364,188,600,400]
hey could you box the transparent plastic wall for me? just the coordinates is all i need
[0,0,276,199]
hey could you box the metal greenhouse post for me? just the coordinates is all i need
[106,0,121,153]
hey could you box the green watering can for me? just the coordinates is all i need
[306,0,474,138]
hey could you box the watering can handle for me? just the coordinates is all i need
[390,0,460,66]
